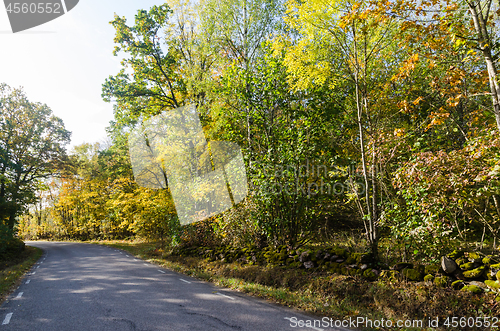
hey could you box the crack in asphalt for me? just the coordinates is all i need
[112,317,138,331]
[185,311,242,330]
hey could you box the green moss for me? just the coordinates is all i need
[380,270,399,282]
[460,262,475,271]
[482,256,493,266]
[424,264,439,275]
[490,263,500,270]
[448,250,464,259]
[350,252,372,264]
[463,266,485,279]
[402,268,423,281]
[345,255,356,264]
[455,257,466,266]
[363,269,378,281]
[497,270,500,281]
[350,253,361,263]
[451,280,464,290]
[467,252,481,262]
[461,285,483,294]
[424,274,434,282]
[334,248,346,258]
[434,276,450,287]
[485,280,500,290]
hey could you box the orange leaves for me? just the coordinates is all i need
[397,96,424,115]
[446,95,462,108]
[412,96,424,106]
[392,53,419,82]
[426,110,450,130]
[338,0,390,31]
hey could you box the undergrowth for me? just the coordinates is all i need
[0,246,42,305]
[97,240,500,330]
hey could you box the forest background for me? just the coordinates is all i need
[2,0,500,267]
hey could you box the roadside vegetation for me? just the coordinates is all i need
[3,0,500,328]
[0,244,42,305]
[100,239,500,330]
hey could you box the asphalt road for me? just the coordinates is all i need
[0,242,349,331]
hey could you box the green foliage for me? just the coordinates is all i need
[0,235,24,260]
[102,4,183,124]
[386,130,500,260]
[0,83,70,235]
[16,0,500,266]
[461,285,483,294]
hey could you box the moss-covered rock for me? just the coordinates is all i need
[434,276,451,287]
[460,262,475,271]
[490,263,500,270]
[402,268,423,281]
[463,266,485,279]
[485,280,500,290]
[379,270,399,282]
[483,256,493,266]
[345,255,356,264]
[304,261,315,269]
[448,250,464,259]
[393,262,413,271]
[350,252,373,264]
[424,264,440,275]
[299,251,310,262]
[451,280,464,290]
[461,285,483,294]
[424,274,434,282]
[363,269,378,281]
[467,252,481,263]
[333,248,347,258]
[455,257,466,266]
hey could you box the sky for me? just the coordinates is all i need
[0,0,165,151]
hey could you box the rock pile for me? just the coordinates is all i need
[170,245,500,293]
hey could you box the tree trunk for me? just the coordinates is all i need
[352,28,378,255]
[468,0,500,130]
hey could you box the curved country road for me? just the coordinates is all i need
[0,242,348,331]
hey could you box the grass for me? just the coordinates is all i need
[0,246,42,305]
[93,240,500,330]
